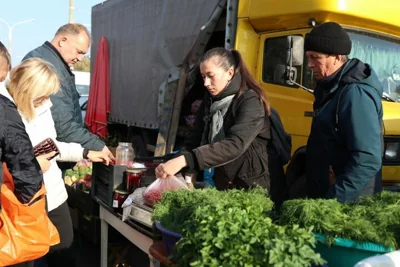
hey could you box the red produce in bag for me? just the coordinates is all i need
[143,175,188,206]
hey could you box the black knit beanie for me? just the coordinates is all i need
[305,22,352,55]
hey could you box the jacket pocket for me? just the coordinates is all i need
[235,150,269,189]
[236,171,270,190]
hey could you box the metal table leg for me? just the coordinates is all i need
[100,206,109,267]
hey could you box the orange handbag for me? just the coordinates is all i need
[0,163,60,266]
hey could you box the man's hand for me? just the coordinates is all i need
[36,151,56,173]
[155,155,187,179]
[88,150,111,165]
[102,146,115,162]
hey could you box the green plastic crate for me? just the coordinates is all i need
[314,233,395,267]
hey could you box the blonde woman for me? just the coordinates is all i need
[5,58,110,266]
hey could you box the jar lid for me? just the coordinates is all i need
[118,142,132,146]
[115,190,129,195]
[126,169,143,173]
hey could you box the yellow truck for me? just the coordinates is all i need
[92,0,400,186]
[234,0,400,186]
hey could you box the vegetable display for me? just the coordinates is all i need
[64,160,92,190]
[153,188,325,267]
[279,191,400,249]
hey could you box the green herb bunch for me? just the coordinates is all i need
[279,199,347,237]
[152,187,273,233]
[153,188,325,267]
[153,189,224,233]
[350,191,400,246]
[174,198,325,267]
[279,191,400,249]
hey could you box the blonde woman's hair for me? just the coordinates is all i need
[8,58,60,121]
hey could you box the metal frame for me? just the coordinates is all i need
[155,0,228,156]
[99,205,154,267]
[225,0,238,49]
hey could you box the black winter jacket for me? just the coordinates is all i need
[0,95,43,209]
[23,42,105,150]
[182,73,271,190]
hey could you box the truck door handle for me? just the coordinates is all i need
[304,111,313,117]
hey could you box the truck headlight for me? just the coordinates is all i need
[383,139,400,164]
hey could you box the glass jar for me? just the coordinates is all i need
[124,170,142,193]
[113,190,129,211]
[115,142,134,166]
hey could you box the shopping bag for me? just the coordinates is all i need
[143,175,188,207]
[0,163,60,266]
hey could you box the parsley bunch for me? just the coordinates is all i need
[153,188,325,266]
[152,187,273,233]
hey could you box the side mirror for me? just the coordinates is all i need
[286,36,304,66]
[271,35,312,92]
[274,36,313,93]
[274,64,298,86]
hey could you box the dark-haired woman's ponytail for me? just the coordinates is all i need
[230,49,242,72]
[230,49,270,115]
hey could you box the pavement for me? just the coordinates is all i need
[72,229,150,267]
[34,226,149,267]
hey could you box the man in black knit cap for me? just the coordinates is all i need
[304,22,383,202]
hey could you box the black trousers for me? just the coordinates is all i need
[45,201,76,267]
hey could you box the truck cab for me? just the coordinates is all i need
[236,0,400,186]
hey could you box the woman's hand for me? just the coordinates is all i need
[102,146,116,162]
[155,155,187,178]
[87,150,111,165]
[36,151,56,173]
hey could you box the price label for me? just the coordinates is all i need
[113,200,119,208]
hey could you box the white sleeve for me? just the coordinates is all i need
[55,140,84,162]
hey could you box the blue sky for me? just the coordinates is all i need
[0,0,103,65]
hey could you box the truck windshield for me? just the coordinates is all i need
[348,31,400,102]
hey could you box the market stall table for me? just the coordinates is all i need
[99,202,158,267]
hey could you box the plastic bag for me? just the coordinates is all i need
[122,187,147,208]
[0,163,60,266]
[354,250,400,267]
[121,187,147,222]
[143,175,189,207]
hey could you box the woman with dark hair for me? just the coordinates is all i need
[156,47,271,190]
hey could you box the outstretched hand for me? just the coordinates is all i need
[102,146,116,162]
[88,150,111,165]
[155,155,187,179]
